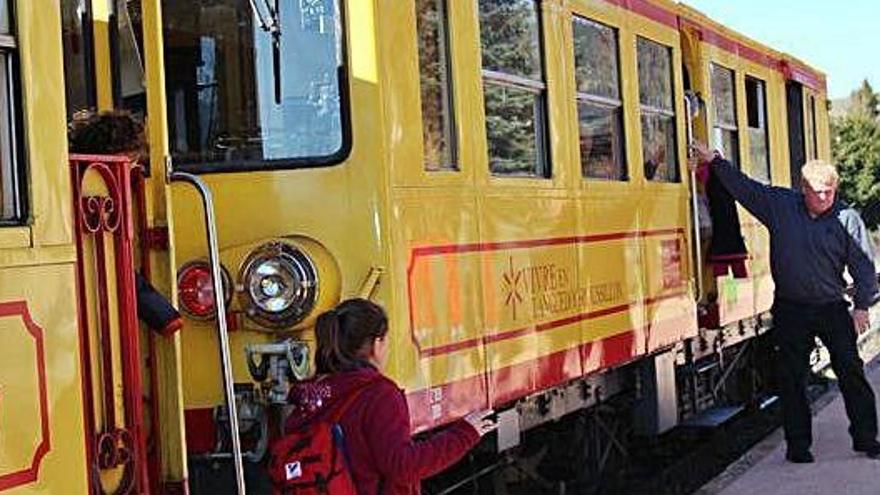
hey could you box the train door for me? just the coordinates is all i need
[135,0,357,492]
[58,0,189,492]
[678,24,714,320]
[785,81,806,187]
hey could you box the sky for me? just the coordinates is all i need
[684,0,880,100]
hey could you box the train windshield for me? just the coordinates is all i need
[162,0,348,172]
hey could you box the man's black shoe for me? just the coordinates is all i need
[853,441,880,458]
[785,449,815,463]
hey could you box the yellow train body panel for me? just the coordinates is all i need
[0,1,89,493]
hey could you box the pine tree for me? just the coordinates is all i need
[849,79,879,121]
[832,114,880,229]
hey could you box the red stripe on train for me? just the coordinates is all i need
[408,312,695,433]
[407,228,686,358]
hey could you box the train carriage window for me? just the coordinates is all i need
[636,37,678,183]
[0,0,23,224]
[478,0,549,178]
[163,0,350,172]
[61,0,97,118]
[417,0,458,172]
[745,76,771,183]
[111,0,146,115]
[710,63,739,169]
[0,1,7,33]
[572,16,626,181]
[806,94,818,160]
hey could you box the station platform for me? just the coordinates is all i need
[698,360,880,495]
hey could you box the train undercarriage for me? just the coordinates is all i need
[424,313,779,495]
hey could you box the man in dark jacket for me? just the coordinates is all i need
[691,142,880,463]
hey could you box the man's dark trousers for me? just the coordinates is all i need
[772,299,878,452]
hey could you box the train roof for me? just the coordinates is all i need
[676,2,827,92]
[603,0,827,93]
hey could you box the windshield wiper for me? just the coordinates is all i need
[248,0,283,104]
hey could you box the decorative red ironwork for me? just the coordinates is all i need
[131,166,165,495]
[70,154,150,495]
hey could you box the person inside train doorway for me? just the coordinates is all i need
[690,141,880,463]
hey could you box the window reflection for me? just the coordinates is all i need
[483,83,541,176]
[61,0,96,118]
[0,0,21,223]
[637,37,674,112]
[479,0,542,80]
[710,63,739,168]
[162,0,347,170]
[0,0,9,34]
[637,37,678,183]
[417,0,457,172]
[746,76,770,183]
[806,94,818,160]
[115,0,146,114]
[642,114,677,182]
[573,17,625,181]
[479,0,549,177]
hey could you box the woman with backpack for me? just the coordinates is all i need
[273,298,495,494]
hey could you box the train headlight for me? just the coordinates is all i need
[239,242,318,329]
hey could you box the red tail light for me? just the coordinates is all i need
[177,261,230,319]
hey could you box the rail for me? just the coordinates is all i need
[685,91,704,302]
[169,171,246,495]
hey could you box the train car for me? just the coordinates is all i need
[1,0,838,493]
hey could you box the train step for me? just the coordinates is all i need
[681,405,745,428]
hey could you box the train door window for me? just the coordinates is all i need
[636,37,678,183]
[163,0,350,172]
[110,0,146,115]
[61,0,97,118]
[710,63,739,169]
[0,0,23,224]
[745,76,771,183]
[417,0,458,172]
[478,0,549,178]
[785,81,805,187]
[806,94,818,160]
[572,16,626,181]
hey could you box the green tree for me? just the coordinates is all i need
[832,114,880,229]
[849,79,879,121]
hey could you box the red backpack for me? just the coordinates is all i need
[268,378,377,494]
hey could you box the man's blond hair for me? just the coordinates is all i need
[801,160,839,189]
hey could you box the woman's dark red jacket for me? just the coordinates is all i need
[285,366,480,494]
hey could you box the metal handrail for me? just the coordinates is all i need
[685,93,704,303]
[170,171,246,495]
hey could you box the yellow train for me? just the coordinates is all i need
[0,0,835,493]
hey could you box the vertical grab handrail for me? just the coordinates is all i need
[685,92,704,303]
[170,171,246,495]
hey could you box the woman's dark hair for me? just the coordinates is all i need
[315,298,388,374]
[68,110,145,155]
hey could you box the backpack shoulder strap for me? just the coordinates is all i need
[325,374,384,424]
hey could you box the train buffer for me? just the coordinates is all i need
[698,363,880,495]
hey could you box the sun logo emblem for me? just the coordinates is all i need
[501,256,524,320]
